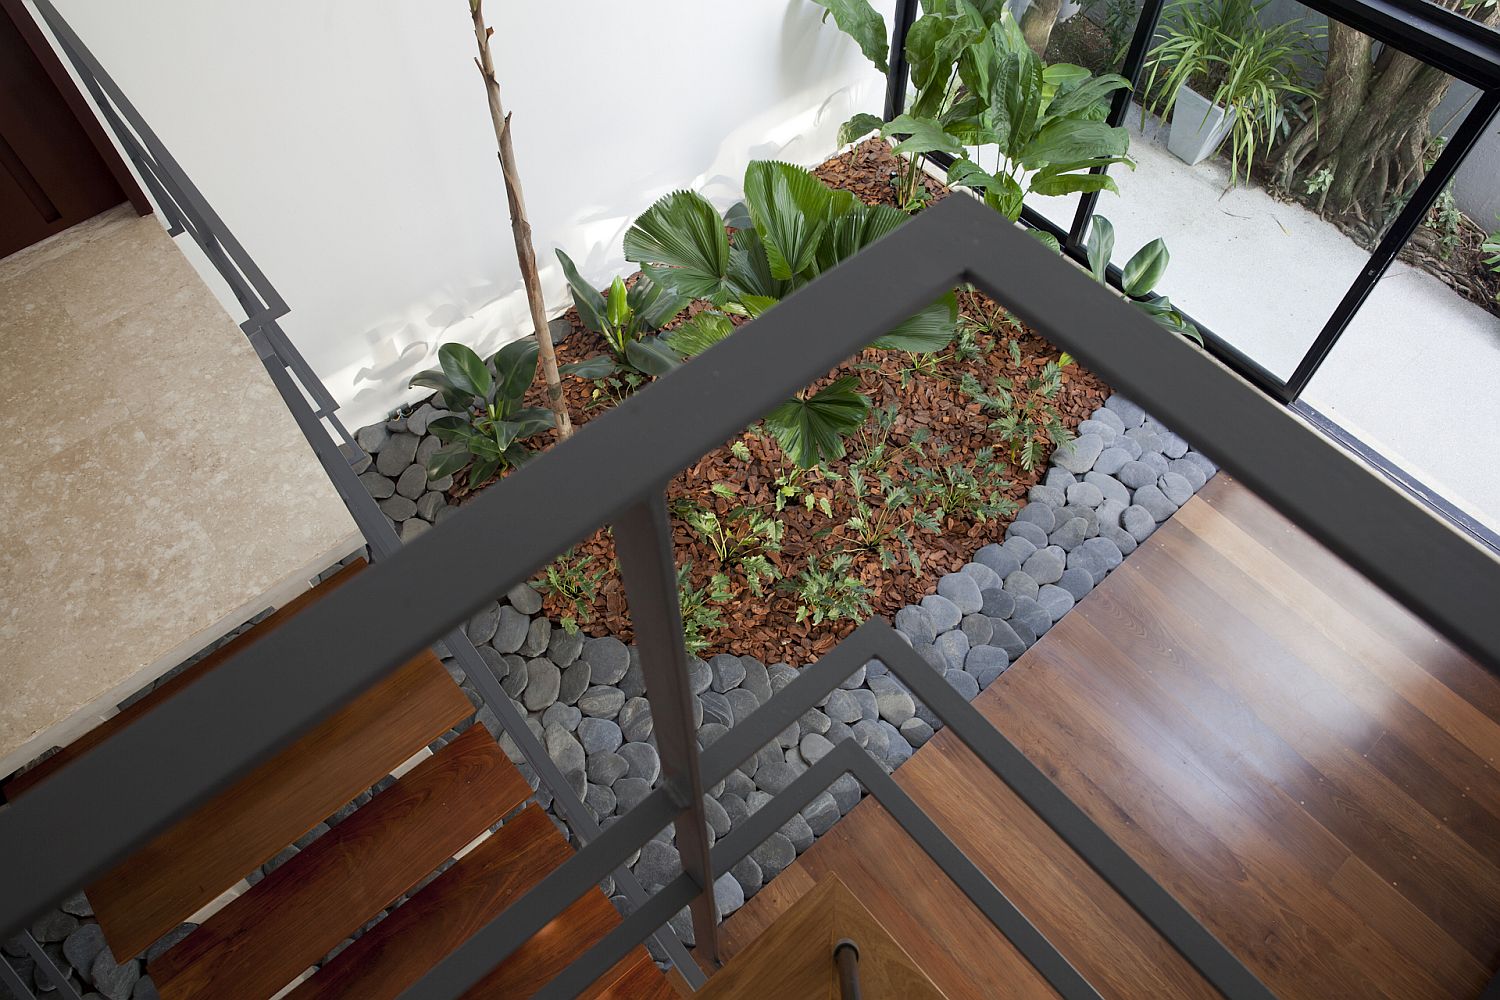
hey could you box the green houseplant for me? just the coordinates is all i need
[1084,215,1201,341]
[554,248,689,378]
[410,338,555,484]
[1143,0,1321,185]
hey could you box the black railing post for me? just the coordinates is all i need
[612,492,722,967]
[883,0,918,121]
[1066,0,1169,251]
[1283,87,1500,399]
[834,939,862,999]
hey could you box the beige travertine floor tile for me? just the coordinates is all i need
[0,210,356,772]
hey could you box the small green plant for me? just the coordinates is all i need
[1482,221,1500,303]
[535,548,609,634]
[1084,216,1201,342]
[1142,0,1322,187]
[962,343,1073,472]
[1304,166,1334,196]
[555,249,688,378]
[410,338,555,485]
[1102,0,1139,65]
[832,409,942,571]
[784,554,873,626]
[903,442,1018,522]
[677,561,726,656]
[671,484,785,596]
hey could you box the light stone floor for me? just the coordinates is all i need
[0,205,358,777]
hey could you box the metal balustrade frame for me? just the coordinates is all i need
[4,3,1500,998]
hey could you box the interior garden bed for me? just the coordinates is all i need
[413,139,1109,665]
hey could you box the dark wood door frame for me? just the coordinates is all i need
[0,0,150,218]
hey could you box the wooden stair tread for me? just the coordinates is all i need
[89,644,472,961]
[151,725,528,1000]
[577,951,682,1000]
[288,803,670,1000]
[5,560,367,799]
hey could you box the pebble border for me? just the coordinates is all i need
[2,393,1215,995]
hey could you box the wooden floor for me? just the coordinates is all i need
[721,475,1500,999]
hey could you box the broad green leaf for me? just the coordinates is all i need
[425,414,471,444]
[1029,229,1063,253]
[426,441,471,479]
[624,190,733,302]
[873,292,959,352]
[624,336,682,376]
[738,294,779,318]
[823,203,907,270]
[438,342,491,399]
[881,114,963,158]
[605,276,630,334]
[946,158,999,192]
[744,160,854,282]
[1042,62,1092,90]
[837,112,885,147]
[809,0,889,72]
[1121,238,1170,299]
[625,272,689,331]
[491,336,539,405]
[469,456,500,488]
[559,355,620,379]
[1028,171,1119,198]
[1044,72,1132,121]
[409,368,470,412]
[765,375,872,469]
[1019,119,1129,170]
[554,248,606,335]
[503,406,555,441]
[1085,215,1115,283]
[664,313,735,357]
[726,226,787,301]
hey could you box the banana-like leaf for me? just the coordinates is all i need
[426,441,472,479]
[560,355,620,379]
[625,272,689,331]
[605,277,630,336]
[624,336,682,376]
[491,337,539,405]
[1044,71,1132,121]
[1042,62,1092,90]
[881,114,964,158]
[1121,238,1169,299]
[765,375,872,469]
[810,0,889,72]
[554,248,606,335]
[1085,215,1115,283]
[664,312,735,357]
[624,190,733,302]
[873,292,959,352]
[837,112,885,147]
[439,342,492,399]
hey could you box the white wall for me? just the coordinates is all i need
[44,0,894,428]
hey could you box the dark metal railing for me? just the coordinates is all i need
[4,3,1500,1000]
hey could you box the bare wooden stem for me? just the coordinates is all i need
[469,0,572,438]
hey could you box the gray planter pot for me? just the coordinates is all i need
[1166,84,1235,166]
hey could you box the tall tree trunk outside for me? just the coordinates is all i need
[469,0,572,439]
[1021,0,1064,56]
[1270,4,1500,227]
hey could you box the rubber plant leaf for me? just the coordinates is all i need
[624,336,682,377]
[426,441,472,479]
[1121,238,1170,299]
[765,375,872,469]
[625,272,690,332]
[408,369,470,413]
[438,342,492,400]
[624,190,733,302]
[809,0,889,72]
[554,248,606,335]
[559,355,621,379]
[491,336,539,407]
[1085,215,1115,283]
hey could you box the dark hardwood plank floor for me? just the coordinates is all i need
[721,475,1500,998]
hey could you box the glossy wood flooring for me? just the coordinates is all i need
[721,475,1500,998]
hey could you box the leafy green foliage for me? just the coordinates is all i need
[672,484,785,597]
[830,408,944,572]
[410,338,553,485]
[677,561,727,656]
[1483,220,1500,303]
[1143,0,1322,187]
[904,441,1017,522]
[784,554,872,626]
[809,0,890,73]
[555,248,688,379]
[535,548,610,634]
[1084,216,1201,343]
[961,342,1073,472]
[624,160,960,469]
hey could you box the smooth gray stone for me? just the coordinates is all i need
[1168,457,1208,491]
[830,773,863,814]
[60,893,92,920]
[740,657,772,702]
[1134,484,1178,522]
[698,722,729,748]
[356,422,389,453]
[800,732,835,764]
[802,791,841,835]
[542,702,581,731]
[558,659,591,706]
[800,708,831,735]
[710,653,746,692]
[1182,450,1218,479]
[781,814,816,853]
[1049,517,1089,552]
[416,433,441,470]
[63,922,106,976]
[730,855,762,896]
[614,776,652,814]
[507,582,544,615]
[523,658,561,710]
[376,432,420,476]
[1117,435,1144,460]
[1096,498,1127,529]
[1122,504,1156,541]
[379,494,416,521]
[415,491,447,522]
[945,668,980,701]
[1125,426,1164,454]
[1086,470,1131,506]
[396,463,427,500]
[619,741,661,784]
[686,656,713,695]
[756,761,805,795]
[546,629,584,668]
[961,613,993,647]
[406,403,442,436]
[579,684,625,718]
[1027,484,1066,507]
[587,751,628,786]
[900,717,935,747]
[585,782,616,818]
[852,687,877,722]
[1023,546,1066,584]
[876,689,916,726]
[727,687,762,724]
[1117,460,1158,489]
[723,768,756,798]
[700,689,734,727]
[577,716,622,755]
[1011,617,1038,647]
[1014,502,1057,532]
[517,616,551,658]
[30,909,77,944]
[823,688,862,724]
[1159,471,1195,506]
[980,586,1015,619]
[1044,467,1077,488]
[880,720,913,768]
[1139,450,1170,476]
[1068,537,1125,584]
[973,543,1021,579]
[704,795,732,837]
[1015,602,1053,639]
[1091,406,1125,432]
[491,606,529,653]
[920,594,962,632]
[1037,584,1076,621]
[751,834,796,879]
[1076,418,1118,444]
[1006,519,1050,548]
[1053,433,1104,474]
[1066,481,1103,508]
[1101,523,1138,556]
[934,630,970,672]
[1001,535,1037,562]
[91,949,141,1000]
[579,636,629,683]
[544,723,585,778]
[1161,430,1190,458]
[1057,566,1095,601]
[965,644,1009,682]
[1105,394,1147,426]
[1003,570,1039,600]
[399,517,430,542]
[894,604,937,645]
[635,840,681,890]
[937,572,984,614]
[619,697,653,743]
[359,471,395,499]
[989,618,1028,659]
[960,561,1002,591]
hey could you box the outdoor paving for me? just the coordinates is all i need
[1033,116,1500,535]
